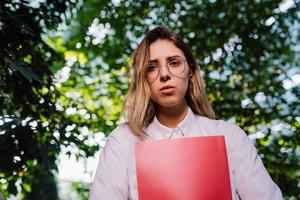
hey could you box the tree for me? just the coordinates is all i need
[0,1,99,199]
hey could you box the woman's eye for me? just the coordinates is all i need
[147,64,157,71]
[169,60,180,67]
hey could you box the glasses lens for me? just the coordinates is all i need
[168,57,185,75]
[146,63,159,81]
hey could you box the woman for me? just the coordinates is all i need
[89,26,282,200]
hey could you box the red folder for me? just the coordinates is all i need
[135,136,232,200]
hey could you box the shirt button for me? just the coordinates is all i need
[171,128,182,138]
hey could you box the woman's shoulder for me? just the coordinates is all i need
[195,115,242,133]
[193,114,251,144]
[100,123,133,152]
[107,122,140,142]
[108,122,131,139]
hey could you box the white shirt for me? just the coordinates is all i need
[89,107,283,200]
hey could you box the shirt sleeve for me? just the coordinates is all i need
[89,124,129,200]
[229,125,283,200]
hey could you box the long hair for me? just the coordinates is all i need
[123,26,215,139]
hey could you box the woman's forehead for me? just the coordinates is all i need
[149,39,184,60]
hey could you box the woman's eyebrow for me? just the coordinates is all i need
[149,55,181,62]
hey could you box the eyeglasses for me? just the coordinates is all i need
[146,56,187,81]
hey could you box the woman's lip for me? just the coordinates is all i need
[160,86,175,90]
[160,87,175,94]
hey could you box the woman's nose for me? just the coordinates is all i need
[159,65,171,81]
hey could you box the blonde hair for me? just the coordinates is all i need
[123,26,215,139]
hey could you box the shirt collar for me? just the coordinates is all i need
[145,106,196,140]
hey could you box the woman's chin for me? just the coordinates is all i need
[156,100,183,108]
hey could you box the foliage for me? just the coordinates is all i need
[71,181,91,200]
[0,0,97,199]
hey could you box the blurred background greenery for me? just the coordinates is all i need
[0,0,299,199]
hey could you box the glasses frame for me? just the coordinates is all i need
[145,56,188,82]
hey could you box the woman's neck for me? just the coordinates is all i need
[156,103,188,128]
